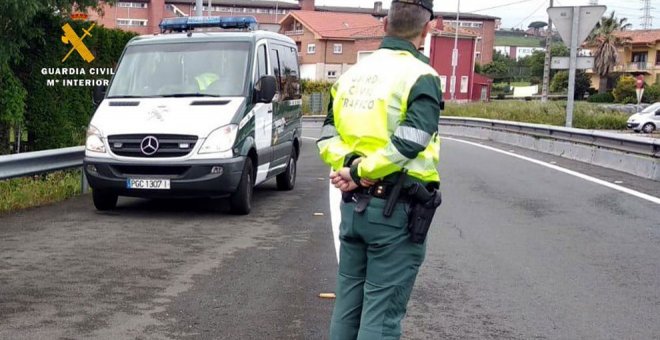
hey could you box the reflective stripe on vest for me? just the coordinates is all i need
[330,49,441,182]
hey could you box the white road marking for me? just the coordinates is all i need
[302,135,340,263]
[443,137,660,205]
[329,180,341,263]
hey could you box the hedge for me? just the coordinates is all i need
[14,13,136,151]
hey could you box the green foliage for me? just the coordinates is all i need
[15,14,135,150]
[300,79,333,94]
[0,0,110,66]
[587,92,615,103]
[474,62,483,74]
[0,65,27,153]
[549,70,592,99]
[642,83,660,103]
[613,75,636,103]
[0,170,81,214]
[443,101,628,129]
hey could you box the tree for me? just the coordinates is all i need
[482,51,517,82]
[550,70,592,99]
[523,44,570,80]
[528,21,548,36]
[586,11,632,93]
[612,75,636,103]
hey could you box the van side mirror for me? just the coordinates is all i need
[93,85,107,106]
[255,75,277,103]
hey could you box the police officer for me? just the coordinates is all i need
[316,0,442,339]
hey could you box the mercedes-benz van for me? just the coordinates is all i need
[84,16,302,214]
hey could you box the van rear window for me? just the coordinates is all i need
[108,42,250,98]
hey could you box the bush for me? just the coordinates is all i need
[587,92,615,103]
[642,83,660,103]
[300,79,333,94]
[550,70,591,99]
[613,75,637,103]
[442,100,628,129]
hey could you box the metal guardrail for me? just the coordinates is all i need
[1,116,658,182]
[0,146,85,181]
[439,117,660,158]
[304,115,660,158]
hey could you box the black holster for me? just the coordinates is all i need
[407,185,442,244]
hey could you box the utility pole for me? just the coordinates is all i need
[450,0,461,101]
[541,0,553,103]
[641,0,653,29]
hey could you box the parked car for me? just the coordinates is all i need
[627,102,660,133]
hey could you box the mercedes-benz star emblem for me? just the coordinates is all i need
[140,136,159,156]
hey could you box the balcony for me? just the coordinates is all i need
[614,62,655,73]
[284,29,304,36]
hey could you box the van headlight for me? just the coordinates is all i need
[85,125,106,153]
[199,124,238,154]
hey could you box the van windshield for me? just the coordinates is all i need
[107,41,250,98]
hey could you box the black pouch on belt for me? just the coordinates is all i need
[407,185,443,244]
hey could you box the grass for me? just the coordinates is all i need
[510,82,532,87]
[494,36,544,48]
[0,170,82,214]
[443,100,629,130]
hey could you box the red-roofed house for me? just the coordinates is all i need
[426,18,492,102]
[278,11,385,81]
[588,29,660,90]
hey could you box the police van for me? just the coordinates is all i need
[84,16,302,214]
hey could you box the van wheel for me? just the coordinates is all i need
[93,190,118,211]
[276,148,297,191]
[230,158,253,215]
[642,123,655,133]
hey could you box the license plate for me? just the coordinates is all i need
[126,178,171,190]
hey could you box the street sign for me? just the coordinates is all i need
[547,5,606,128]
[548,6,606,47]
[551,56,594,69]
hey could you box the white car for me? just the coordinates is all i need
[627,102,660,133]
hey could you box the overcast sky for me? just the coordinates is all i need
[305,0,660,30]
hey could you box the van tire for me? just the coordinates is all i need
[276,148,297,191]
[93,190,118,211]
[642,123,655,134]
[230,158,253,215]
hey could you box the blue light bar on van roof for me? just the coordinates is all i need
[159,16,258,32]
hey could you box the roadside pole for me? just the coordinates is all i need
[541,0,553,103]
[565,7,580,127]
[450,0,461,101]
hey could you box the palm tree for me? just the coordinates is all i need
[587,11,632,93]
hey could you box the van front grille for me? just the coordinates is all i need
[108,134,198,158]
[110,165,191,177]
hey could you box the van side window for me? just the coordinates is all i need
[269,48,281,95]
[256,44,268,80]
[273,44,301,101]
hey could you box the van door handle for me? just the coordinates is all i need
[268,110,273,113]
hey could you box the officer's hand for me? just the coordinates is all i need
[360,178,376,187]
[330,168,359,192]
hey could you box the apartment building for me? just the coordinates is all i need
[588,29,660,90]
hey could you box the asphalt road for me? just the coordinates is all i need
[1,123,659,339]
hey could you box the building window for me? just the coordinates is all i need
[439,75,447,93]
[257,8,269,13]
[327,71,337,78]
[118,2,148,8]
[244,8,256,13]
[460,76,469,94]
[116,18,148,26]
[475,52,481,61]
[307,44,316,54]
[333,44,343,54]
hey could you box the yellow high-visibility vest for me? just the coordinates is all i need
[318,48,441,183]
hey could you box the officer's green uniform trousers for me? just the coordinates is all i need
[330,198,425,340]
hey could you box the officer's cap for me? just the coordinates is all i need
[391,0,434,19]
